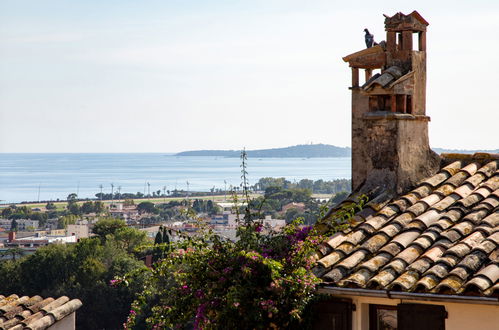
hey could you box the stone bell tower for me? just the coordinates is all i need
[343,11,440,195]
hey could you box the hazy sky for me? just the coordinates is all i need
[1,0,498,153]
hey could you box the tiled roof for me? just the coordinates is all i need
[0,294,82,330]
[314,155,499,297]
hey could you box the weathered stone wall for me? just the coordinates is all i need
[352,112,440,195]
[351,90,371,191]
[411,51,426,115]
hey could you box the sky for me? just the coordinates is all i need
[0,0,498,153]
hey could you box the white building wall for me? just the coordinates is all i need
[47,312,76,330]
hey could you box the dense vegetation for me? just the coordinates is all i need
[254,177,350,194]
[1,198,106,229]
[121,196,365,329]
[0,218,148,329]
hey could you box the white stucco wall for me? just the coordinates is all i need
[47,312,76,330]
[329,294,499,330]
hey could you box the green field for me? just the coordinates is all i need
[1,193,266,209]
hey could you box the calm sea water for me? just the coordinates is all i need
[0,154,351,204]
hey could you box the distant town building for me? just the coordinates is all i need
[66,224,90,240]
[5,231,77,249]
[0,219,39,231]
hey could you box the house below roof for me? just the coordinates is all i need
[312,11,499,330]
[0,294,82,330]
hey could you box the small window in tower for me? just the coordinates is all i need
[376,96,385,111]
[369,96,378,112]
[412,32,418,51]
[397,33,403,50]
[378,95,391,111]
[406,95,412,114]
[395,95,404,113]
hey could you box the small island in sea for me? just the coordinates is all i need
[175,144,499,158]
[175,144,351,158]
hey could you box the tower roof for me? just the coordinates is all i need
[384,10,429,32]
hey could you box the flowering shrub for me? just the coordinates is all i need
[120,217,331,329]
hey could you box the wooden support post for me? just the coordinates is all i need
[352,67,359,88]
[401,95,407,113]
[418,31,426,51]
[365,69,372,82]
[387,32,396,51]
[402,31,413,51]
[391,95,397,113]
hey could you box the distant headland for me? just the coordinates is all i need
[175,144,499,158]
[175,144,351,158]
[432,147,499,154]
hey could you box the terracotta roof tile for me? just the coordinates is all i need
[316,157,499,297]
[445,171,471,188]
[379,242,403,256]
[360,252,392,272]
[460,162,480,176]
[0,295,81,330]
[317,251,345,269]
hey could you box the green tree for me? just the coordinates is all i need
[67,193,78,202]
[137,201,157,214]
[58,214,77,229]
[153,226,171,262]
[92,217,127,239]
[45,202,57,210]
[93,201,105,214]
[1,207,13,217]
[10,219,18,231]
[111,227,148,254]
[81,201,94,214]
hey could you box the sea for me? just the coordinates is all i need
[0,154,351,204]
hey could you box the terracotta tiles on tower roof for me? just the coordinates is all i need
[0,294,81,330]
[314,154,499,298]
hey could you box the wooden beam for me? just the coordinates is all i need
[391,95,397,113]
[352,68,359,88]
[387,32,396,51]
[401,94,407,113]
[402,30,413,51]
[365,69,372,82]
[349,53,386,69]
[343,45,383,62]
[418,31,426,51]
